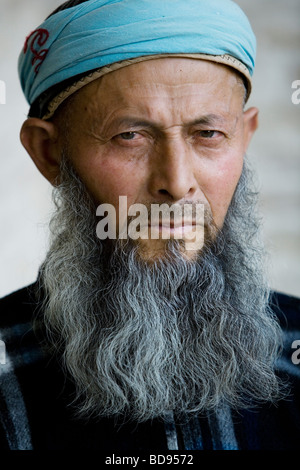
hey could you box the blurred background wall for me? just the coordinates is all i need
[0,0,299,298]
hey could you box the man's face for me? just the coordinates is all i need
[54,58,257,260]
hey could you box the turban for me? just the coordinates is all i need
[18,0,256,119]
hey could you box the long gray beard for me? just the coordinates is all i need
[37,156,284,422]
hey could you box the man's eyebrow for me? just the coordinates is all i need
[109,117,155,129]
[89,116,154,134]
[91,113,231,133]
[113,114,227,127]
[188,114,228,127]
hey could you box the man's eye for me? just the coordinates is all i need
[112,131,145,147]
[198,130,218,138]
[119,132,137,140]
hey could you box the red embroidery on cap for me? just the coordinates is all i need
[24,28,49,74]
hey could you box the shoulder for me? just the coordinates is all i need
[0,282,45,371]
[0,283,39,329]
[269,291,300,384]
[269,291,300,353]
[269,290,300,329]
[269,290,300,346]
[0,284,45,450]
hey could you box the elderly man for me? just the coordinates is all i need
[0,0,299,452]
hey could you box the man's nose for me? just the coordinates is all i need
[147,138,199,202]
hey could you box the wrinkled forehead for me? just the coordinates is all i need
[98,57,243,90]
[76,57,244,98]
[64,58,246,129]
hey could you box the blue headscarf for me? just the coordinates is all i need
[18,0,256,116]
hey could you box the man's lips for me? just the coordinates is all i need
[147,220,200,236]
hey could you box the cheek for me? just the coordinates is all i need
[69,151,144,208]
[202,154,244,227]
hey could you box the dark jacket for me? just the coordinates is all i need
[0,283,300,451]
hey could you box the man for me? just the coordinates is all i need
[0,0,299,451]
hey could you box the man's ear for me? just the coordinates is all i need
[20,118,61,185]
[242,107,259,153]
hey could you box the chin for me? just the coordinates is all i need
[134,238,202,263]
